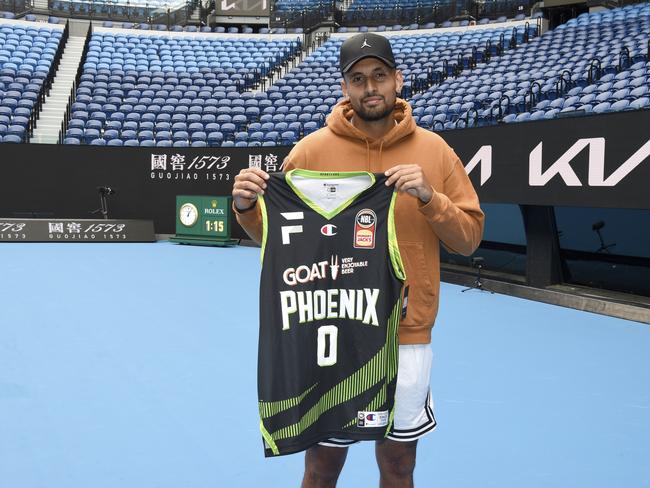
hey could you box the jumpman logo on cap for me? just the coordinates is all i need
[361,38,371,49]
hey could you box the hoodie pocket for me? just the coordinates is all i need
[399,241,436,326]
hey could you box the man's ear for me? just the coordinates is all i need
[395,70,404,95]
[340,78,349,99]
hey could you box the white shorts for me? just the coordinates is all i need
[319,344,436,447]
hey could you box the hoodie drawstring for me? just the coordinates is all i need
[365,138,371,170]
[364,139,385,171]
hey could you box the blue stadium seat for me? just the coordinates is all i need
[610,100,630,111]
[2,134,23,143]
[207,132,224,146]
[593,102,612,114]
[281,131,297,145]
[630,97,649,110]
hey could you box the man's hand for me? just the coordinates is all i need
[384,164,433,204]
[232,167,269,211]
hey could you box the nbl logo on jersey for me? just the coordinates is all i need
[354,209,377,249]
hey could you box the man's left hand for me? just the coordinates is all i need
[384,164,433,204]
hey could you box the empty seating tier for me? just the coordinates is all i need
[64,31,300,146]
[0,21,64,143]
[411,3,650,130]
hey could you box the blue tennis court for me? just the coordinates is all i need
[1,242,649,487]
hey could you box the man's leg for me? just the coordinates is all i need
[301,444,349,488]
[375,438,418,488]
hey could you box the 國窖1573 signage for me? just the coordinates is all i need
[0,219,155,242]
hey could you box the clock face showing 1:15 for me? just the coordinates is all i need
[179,203,199,227]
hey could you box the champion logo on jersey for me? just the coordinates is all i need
[354,209,377,249]
[357,410,388,428]
[321,224,337,236]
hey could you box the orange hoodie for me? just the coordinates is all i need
[235,98,484,344]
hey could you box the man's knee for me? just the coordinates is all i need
[376,439,418,478]
[302,445,348,487]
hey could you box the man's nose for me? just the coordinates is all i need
[364,77,378,92]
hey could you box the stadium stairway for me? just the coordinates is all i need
[31,32,87,143]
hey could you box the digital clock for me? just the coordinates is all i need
[205,220,225,233]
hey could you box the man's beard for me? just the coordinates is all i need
[353,96,395,122]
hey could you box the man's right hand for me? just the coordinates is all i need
[232,167,270,211]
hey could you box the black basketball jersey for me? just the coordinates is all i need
[257,169,405,457]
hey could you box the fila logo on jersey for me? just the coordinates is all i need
[280,211,304,244]
[354,209,377,249]
[321,224,337,236]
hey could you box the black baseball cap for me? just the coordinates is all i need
[339,33,396,74]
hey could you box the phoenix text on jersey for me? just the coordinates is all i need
[279,288,380,330]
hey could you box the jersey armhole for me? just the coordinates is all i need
[388,192,406,281]
[259,195,268,266]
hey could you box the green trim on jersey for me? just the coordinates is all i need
[260,421,279,456]
[285,169,376,220]
[387,192,406,281]
[258,195,268,265]
[259,383,318,420]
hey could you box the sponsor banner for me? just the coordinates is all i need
[0,145,290,237]
[439,109,650,209]
[0,219,154,242]
[0,111,647,240]
[215,0,269,16]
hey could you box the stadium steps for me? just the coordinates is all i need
[189,5,201,23]
[33,0,49,10]
[31,36,87,144]
[248,46,308,95]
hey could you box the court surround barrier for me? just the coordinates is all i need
[1,109,648,230]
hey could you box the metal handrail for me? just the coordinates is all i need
[619,47,630,71]
[527,81,541,112]
[588,58,602,84]
[466,108,478,127]
[524,21,530,43]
